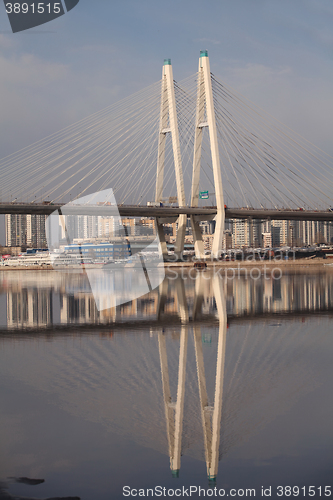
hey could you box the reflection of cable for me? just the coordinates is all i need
[122,225,132,258]
[140,255,152,292]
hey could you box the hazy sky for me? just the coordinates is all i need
[1,0,333,155]
[1,0,333,241]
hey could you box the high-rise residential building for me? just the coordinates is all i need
[6,214,47,248]
[232,219,250,248]
[98,216,121,238]
[293,220,325,246]
[323,221,333,244]
[271,220,289,247]
[261,219,271,246]
[262,232,272,248]
[27,214,47,248]
[249,219,262,248]
[62,215,119,242]
[223,230,233,250]
[5,214,27,247]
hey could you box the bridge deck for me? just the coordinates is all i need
[1,203,333,221]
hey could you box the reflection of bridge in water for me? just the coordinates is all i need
[156,275,332,480]
[2,270,333,330]
[0,274,330,483]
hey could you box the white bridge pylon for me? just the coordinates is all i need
[155,51,225,260]
[155,58,187,260]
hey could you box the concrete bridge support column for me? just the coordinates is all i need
[155,218,168,260]
[191,215,205,259]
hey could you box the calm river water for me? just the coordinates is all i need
[0,269,332,499]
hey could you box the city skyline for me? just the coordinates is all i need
[3,213,333,252]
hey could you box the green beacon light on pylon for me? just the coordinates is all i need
[208,474,217,486]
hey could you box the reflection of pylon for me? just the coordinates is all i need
[193,277,227,482]
[158,275,227,481]
[158,326,188,476]
[206,277,227,481]
[158,276,189,475]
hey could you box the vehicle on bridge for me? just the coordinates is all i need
[147,201,163,207]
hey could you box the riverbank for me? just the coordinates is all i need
[1,258,333,272]
[167,257,333,270]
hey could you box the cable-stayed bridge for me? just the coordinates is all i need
[1,51,333,257]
